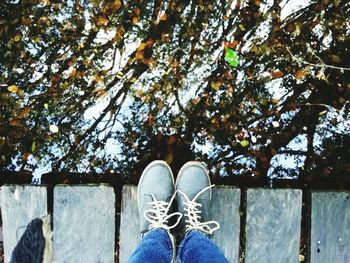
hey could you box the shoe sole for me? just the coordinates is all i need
[137,160,175,215]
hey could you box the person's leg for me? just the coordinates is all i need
[128,160,182,263]
[128,228,174,263]
[175,161,230,263]
[177,230,229,263]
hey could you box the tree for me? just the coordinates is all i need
[0,0,349,183]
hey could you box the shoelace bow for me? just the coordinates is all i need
[144,193,182,232]
[179,185,220,235]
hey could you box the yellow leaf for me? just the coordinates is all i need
[31,141,36,152]
[7,85,19,93]
[157,99,164,109]
[331,55,341,63]
[142,58,154,67]
[146,39,154,47]
[135,90,144,97]
[347,83,350,90]
[16,107,31,119]
[240,140,249,147]
[40,0,50,5]
[164,153,174,164]
[77,70,84,78]
[78,42,84,50]
[210,81,222,90]
[9,119,24,127]
[33,36,41,43]
[18,89,25,98]
[227,86,235,95]
[254,0,262,6]
[271,70,284,79]
[133,8,141,16]
[191,98,200,105]
[113,26,125,43]
[44,103,49,109]
[72,56,78,64]
[295,69,308,80]
[271,98,280,104]
[291,24,302,37]
[137,42,147,52]
[132,17,139,24]
[316,69,327,82]
[238,24,246,31]
[95,75,103,83]
[135,51,144,60]
[174,117,181,123]
[70,68,77,77]
[61,81,69,90]
[95,89,107,98]
[97,16,108,27]
[129,77,137,83]
[14,34,21,42]
[22,153,31,161]
[159,12,168,21]
[116,72,124,79]
[113,0,121,9]
[22,17,32,25]
[339,97,346,104]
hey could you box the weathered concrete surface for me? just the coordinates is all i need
[119,185,240,263]
[210,186,241,263]
[310,191,350,263]
[245,188,302,263]
[53,185,115,263]
[0,185,47,263]
[119,185,139,263]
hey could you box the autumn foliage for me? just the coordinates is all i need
[0,0,349,183]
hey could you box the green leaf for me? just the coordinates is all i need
[240,140,249,147]
[225,48,239,67]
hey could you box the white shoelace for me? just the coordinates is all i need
[178,185,220,235]
[144,193,182,232]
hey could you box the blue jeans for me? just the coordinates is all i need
[128,228,229,263]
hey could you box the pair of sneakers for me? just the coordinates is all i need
[137,161,220,252]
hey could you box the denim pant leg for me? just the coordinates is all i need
[177,230,230,263]
[128,228,174,263]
